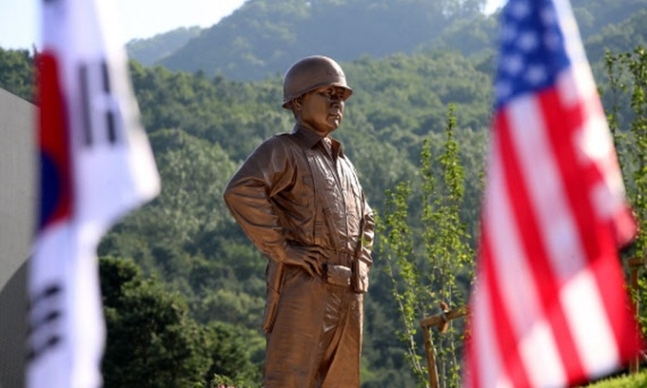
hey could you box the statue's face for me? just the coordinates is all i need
[296,86,346,136]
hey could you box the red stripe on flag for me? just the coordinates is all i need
[481,231,531,387]
[538,89,641,370]
[496,108,586,380]
[593,257,642,361]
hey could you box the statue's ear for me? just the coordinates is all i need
[292,95,305,110]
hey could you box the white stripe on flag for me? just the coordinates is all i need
[473,279,510,388]
[486,141,566,387]
[507,95,585,282]
[557,70,628,223]
[508,86,621,378]
[562,268,620,376]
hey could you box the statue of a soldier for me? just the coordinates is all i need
[223,55,375,387]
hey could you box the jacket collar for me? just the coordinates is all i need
[292,124,343,156]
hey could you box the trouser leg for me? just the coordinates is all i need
[262,266,363,388]
[263,266,326,388]
[318,290,362,388]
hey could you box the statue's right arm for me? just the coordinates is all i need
[223,137,324,277]
[223,137,294,263]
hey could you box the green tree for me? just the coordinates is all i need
[100,128,239,279]
[605,47,647,335]
[202,322,263,386]
[100,257,209,387]
[0,48,35,102]
[99,257,260,387]
[379,105,475,387]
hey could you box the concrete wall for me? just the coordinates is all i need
[0,87,36,388]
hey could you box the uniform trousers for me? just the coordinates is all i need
[262,263,363,388]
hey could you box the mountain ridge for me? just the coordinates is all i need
[125,0,646,82]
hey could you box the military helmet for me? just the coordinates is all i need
[282,55,353,109]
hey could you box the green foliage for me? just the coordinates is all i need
[422,106,474,387]
[625,47,647,259]
[604,47,647,334]
[159,0,487,80]
[586,10,647,65]
[571,0,647,40]
[127,26,203,66]
[130,0,645,82]
[380,180,423,381]
[146,129,236,249]
[348,52,493,134]
[582,371,647,388]
[99,257,261,387]
[197,289,264,329]
[379,105,476,387]
[99,128,241,281]
[100,257,206,387]
[0,48,35,102]
[210,374,254,388]
[201,322,263,386]
[430,14,498,58]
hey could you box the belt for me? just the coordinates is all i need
[319,247,354,267]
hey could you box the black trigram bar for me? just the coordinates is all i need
[101,61,117,143]
[27,335,62,362]
[79,64,93,146]
[29,284,61,308]
[27,310,61,336]
[27,283,63,362]
[78,60,120,147]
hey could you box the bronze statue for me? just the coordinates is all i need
[223,55,375,388]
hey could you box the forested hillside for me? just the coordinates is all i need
[126,26,203,66]
[126,0,647,81]
[1,0,646,385]
[159,0,487,80]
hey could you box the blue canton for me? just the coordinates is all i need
[495,0,571,109]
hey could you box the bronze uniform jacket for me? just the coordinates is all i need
[223,123,374,271]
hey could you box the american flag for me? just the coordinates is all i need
[464,0,641,387]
